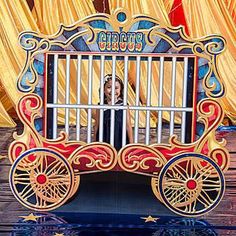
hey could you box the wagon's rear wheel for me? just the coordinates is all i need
[68,175,80,199]
[9,148,75,211]
[151,173,163,203]
[158,153,225,217]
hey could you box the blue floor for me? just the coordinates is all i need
[1,172,236,235]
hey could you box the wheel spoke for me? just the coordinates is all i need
[163,179,185,187]
[171,165,187,181]
[169,188,187,205]
[46,161,65,176]
[44,158,58,173]
[197,191,213,207]
[195,165,214,181]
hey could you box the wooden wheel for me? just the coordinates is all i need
[158,153,225,217]
[9,148,75,211]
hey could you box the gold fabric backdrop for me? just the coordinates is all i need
[0,0,235,127]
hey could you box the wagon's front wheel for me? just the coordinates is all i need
[9,148,75,211]
[158,153,225,217]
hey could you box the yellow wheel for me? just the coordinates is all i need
[68,176,80,199]
[9,148,75,211]
[158,153,225,217]
[151,172,163,203]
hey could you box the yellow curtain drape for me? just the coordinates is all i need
[32,0,96,34]
[163,0,174,14]
[0,0,39,127]
[0,100,15,127]
[109,0,170,20]
[224,0,236,25]
[182,0,236,124]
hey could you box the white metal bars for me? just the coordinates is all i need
[98,55,105,142]
[109,56,116,146]
[122,56,129,146]
[87,55,93,143]
[47,53,194,146]
[76,55,82,140]
[52,54,58,139]
[157,56,164,143]
[181,57,189,142]
[145,57,152,145]
[65,54,70,135]
[170,57,177,136]
[134,56,141,143]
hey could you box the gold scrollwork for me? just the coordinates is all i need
[194,99,230,172]
[69,143,118,172]
[118,144,166,173]
[9,94,43,163]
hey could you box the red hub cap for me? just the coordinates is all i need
[186,179,197,190]
[36,174,47,184]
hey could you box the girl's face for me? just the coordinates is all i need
[104,80,121,101]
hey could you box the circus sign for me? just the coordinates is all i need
[98,31,143,52]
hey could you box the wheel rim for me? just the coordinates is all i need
[158,153,225,217]
[10,148,74,211]
[151,172,163,203]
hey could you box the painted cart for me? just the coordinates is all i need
[9,9,230,217]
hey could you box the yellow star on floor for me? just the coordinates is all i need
[19,213,41,222]
[141,215,159,223]
[54,233,64,236]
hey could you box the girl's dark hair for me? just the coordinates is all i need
[102,74,124,102]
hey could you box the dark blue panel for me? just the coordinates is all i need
[50,45,64,51]
[197,92,207,101]
[138,20,155,30]
[63,29,79,39]
[71,37,90,51]
[179,48,193,54]
[165,31,181,42]
[198,65,209,79]
[89,20,106,30]
[34,118,42,132]
[34,87,43,98]
[153,39,172,53]
[33,60,44,76]
[196,122,205,137]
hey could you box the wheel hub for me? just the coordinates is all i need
[36,174,47,184]
[186,179,197,190]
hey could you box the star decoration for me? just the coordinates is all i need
[19,213,41,222]
[54,233,64,236]
[141,215,159,223]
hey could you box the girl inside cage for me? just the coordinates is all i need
[94,74,133,151]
